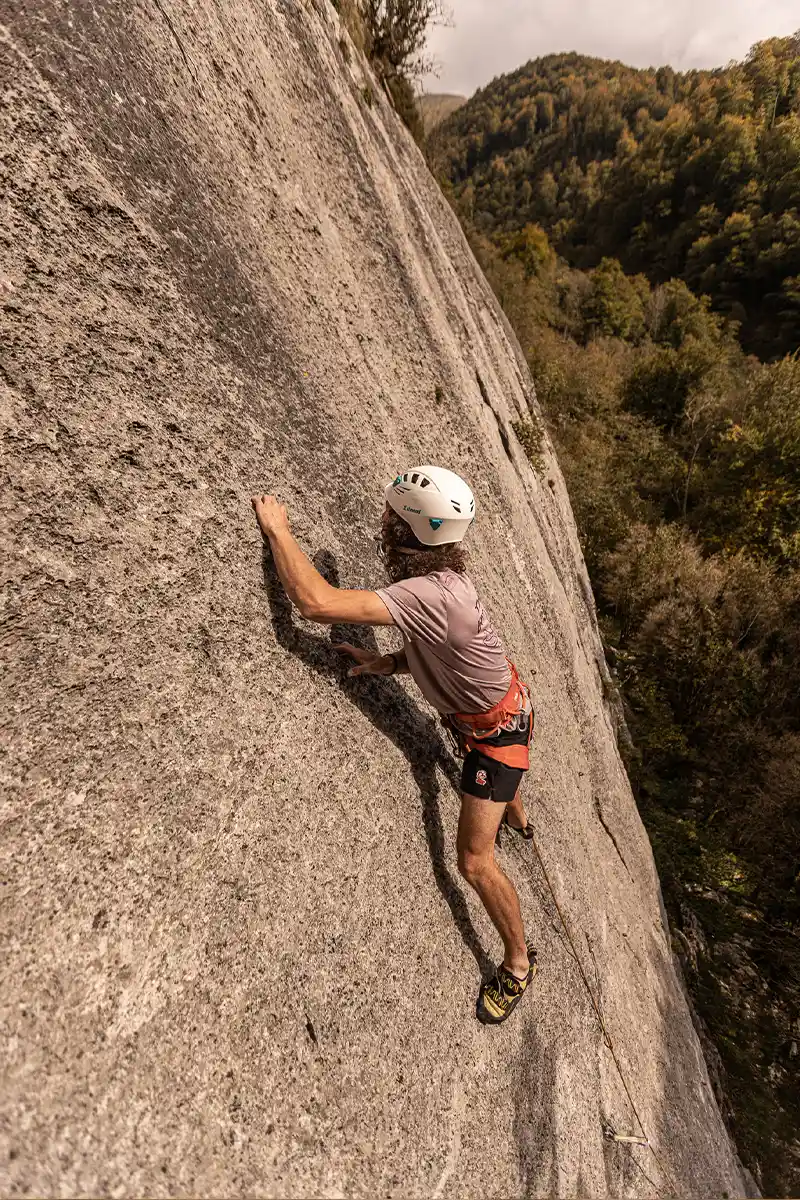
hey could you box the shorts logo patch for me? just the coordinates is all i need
[475,769,488,786]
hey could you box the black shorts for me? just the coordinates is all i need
[461,749,524,804]
[459,718,531,804]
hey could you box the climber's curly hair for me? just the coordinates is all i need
[380,507,467,584]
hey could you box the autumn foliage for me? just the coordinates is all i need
[431,38,800,357]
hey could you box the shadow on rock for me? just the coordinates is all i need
[512,1027,558,1197]
[261,544,493,979]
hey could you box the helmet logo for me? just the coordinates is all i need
[403,505,422,514]
[429,518,444,530]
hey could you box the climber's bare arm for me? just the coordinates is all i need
[253,494,394,626]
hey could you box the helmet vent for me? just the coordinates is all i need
[420,478,430,488]
[411,472,419,484]
[451,500,462,513]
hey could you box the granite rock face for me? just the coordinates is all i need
[1,2,751,1195]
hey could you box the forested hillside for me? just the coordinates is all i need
[431,36,799,1199]
[430,38,800,357]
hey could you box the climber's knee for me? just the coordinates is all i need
[457,791,503,888]
[457,847,492,887]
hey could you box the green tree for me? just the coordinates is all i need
[699,355,800,565]
[582,257,646,341]
[499,222,554,277]
[646,279,727,348]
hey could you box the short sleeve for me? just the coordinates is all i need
[376,574,449,645]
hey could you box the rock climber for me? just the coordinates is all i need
[252,466,537,1025]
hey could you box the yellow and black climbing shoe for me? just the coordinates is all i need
[477,944,538,1026]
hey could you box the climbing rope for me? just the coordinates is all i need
[527,830,679,1196]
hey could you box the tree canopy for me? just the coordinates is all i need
[430,37,800,356]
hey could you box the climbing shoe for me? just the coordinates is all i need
[477,944,538,1026]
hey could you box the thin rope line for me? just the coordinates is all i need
[529,831,679,1196]
[622,1137,664,1196]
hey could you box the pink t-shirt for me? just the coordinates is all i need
[376,569,512,714]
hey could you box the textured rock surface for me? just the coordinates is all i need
[1,2,751,1196]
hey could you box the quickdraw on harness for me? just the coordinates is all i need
[444,659,534,769]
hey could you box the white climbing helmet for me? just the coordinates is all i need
[385,465,476,547]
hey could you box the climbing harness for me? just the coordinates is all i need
[446,659,534,769]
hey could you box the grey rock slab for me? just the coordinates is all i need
[1,2,752,1196]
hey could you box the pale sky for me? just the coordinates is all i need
[424,0,799,97]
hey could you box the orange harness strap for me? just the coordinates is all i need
[453,660,533,771]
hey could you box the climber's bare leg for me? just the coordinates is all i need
[457,793,529,979]
[506,782,529,832]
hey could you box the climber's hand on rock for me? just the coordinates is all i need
[252,493,289,539]
[333,642,394,677]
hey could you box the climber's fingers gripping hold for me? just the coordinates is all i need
[252,493,289,539]
[333,643,395,677]
[333,642,374,664]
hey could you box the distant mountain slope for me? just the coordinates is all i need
[430,42,800,356]
[418,91,466,132]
